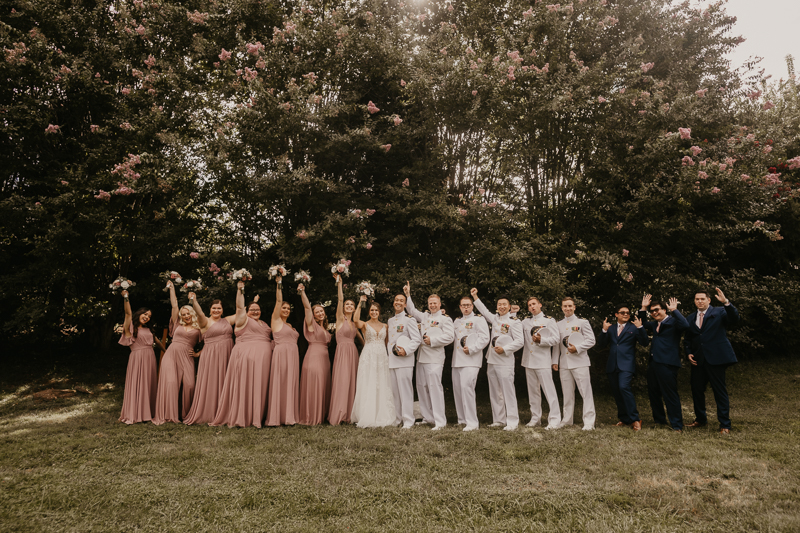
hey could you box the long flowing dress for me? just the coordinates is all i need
[152,319,201,425]
[266,324,301,426]
[184,319,234,425]
[298,321,332,425]
[210,318,273,428]
[328,320,360,425]
[350,324,396,427]
[118,325,158,424]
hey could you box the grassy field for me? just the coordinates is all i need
[1,353,798,532]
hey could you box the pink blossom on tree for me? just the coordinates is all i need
[380,144,391,152]
[678,127,691,140]
[190,252,199,259]
[690,145,702,156]
[400,79,406,87]
[597,96,607,103]
[710,187,721,194]
[681,156,695,166]
[44,124,60,134]
[640,62,654,73]
[187,11,208,24]
[695,88,708,97]
[95,190,111,200]
[402,178,410,187]
[365,243,373,249]
[459,208,468,216]
[698,171,708,179]
[472,90,477,96]
[762,101,775,110]
[219,49,232,62]
[392,115,403,126]
[90,125,99,133]
[622,249,629,257]
[367,101,380,114]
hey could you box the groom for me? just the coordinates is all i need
[387,293,423,429]
[404,282,455,431]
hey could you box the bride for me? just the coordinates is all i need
[350,295,396,427]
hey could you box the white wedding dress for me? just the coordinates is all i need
[350,324,396,428]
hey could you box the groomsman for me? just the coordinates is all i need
[452,296,490,431]
[404,282,455,431]
[637,295,689,432]
[471,288,524,431]
[598,305,648,431]
[387,293,423,429]
[520,297,562,429]
[684,288,739,434]
[556,297,597,430]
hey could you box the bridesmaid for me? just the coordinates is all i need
[266,275,301,426]
[183,292,235,425]
[210,282,273,428]
[328,274,363,425]
[117,290,162,424]
[153,281,202,424]
[297,283,332,425]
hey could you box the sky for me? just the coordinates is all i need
[714,0,800,81]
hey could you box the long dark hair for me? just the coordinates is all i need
[131,307,150,339]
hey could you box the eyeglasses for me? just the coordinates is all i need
[617,311,630,315]
[650,308,664,313]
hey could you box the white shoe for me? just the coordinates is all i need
[463,425,478,432]
[545,424,559,431]
[582,426,594,431]
[526,420,540,427]
[415,421,431,426]
[503,425,518,431]
[489,422,504,427]
[431,425,445,431]
[401,425,412,429]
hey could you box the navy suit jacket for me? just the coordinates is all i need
[637,309,690,367]
[599,322,649,373]
[683,304,739,366]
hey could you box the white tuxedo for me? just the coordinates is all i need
[387,312,422,427]
[520,313,561,428]
[556,315,596,429]
[452,312,490,428]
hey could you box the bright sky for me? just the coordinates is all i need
[716,0,800,81]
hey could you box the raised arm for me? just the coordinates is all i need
[234,281,247,328]
[299,284,314,329]
[335,275,345,324]
[470,289,496,326]
[271,275,284,325]
[403,281,425,323]
[167,281,179,325]
[353,295,366,329]
[121,290,132,338]
[189,292,208,329]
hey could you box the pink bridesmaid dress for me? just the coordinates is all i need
[152,318,201,424]
[298,321,332,425]
[184,319,234,425]
[210,318,273,428]
[118,325,158,424]
[266,324,300,426]
[328,320,359,425]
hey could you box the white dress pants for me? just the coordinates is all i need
[452,366,480,428]
[559,366,595,428]
[487,364,519,427]
[390,367,415,427]
[525,367,561,427]
[416,362,446,427]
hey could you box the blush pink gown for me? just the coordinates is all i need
[118,325,158,424]
[266,324,300,426]
[328,320,359,425]
[210,318,273,428]
[298,321,332,425]
[152,319,201,425]
[184,319,233,425]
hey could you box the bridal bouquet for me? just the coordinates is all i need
[330,259,351,281]
[355,280,375,297]
[161,271,183,291]
[231,268,253,282]
[294,270,312,284]
[268,265,289,279]
[180,279,203,294]
[109,277,135,295]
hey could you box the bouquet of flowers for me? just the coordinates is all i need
[231,268,253,282]
[181,279,203,294]
[330,258,351,281]
[294,270,312,284]
[161,271,183,291]
[268,265,289,279]
[355,280,375,298]
[109,277,135,295]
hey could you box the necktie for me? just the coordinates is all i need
[656,321,661,333]
[617,324,623,336]
[697,311,704,328]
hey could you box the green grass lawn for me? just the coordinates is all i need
[1,355,798,532]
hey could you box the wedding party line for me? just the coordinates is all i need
[114,266,740,434]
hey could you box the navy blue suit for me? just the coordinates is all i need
[598,322,648,424]
[684,304,739,429]
[638,309,690,430]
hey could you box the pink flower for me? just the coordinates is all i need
[61,180,68,185]
[678,127,691,140]
[353,209,362,216]
[615,222,623,230]
[493,56,500,63]
[488,202,497,207]
[747,89,762,100]
[187,11,208,24]
[135,25,146,36]
[417,14,426,21]
[763,101,775,111]
[440,48,447,55]
[365,243,373,250]
[243,67,257,82]
[348,236,355,244]
[121,87,131,95]
[626,274,633,283]
[190,252,199,259]
[219,49,232,62]
[690,146,702,156]
[466,46,475,55]
[380,144,391,152]
[478,188,486,195]
[45,124,60,134]
[763,146,773,154]
[640,62,654,73]
[35,202,41,206]
[145,55,156,68]
[95,190,111,200]
[393,115,403,126]
[597,96,607,103]
[297,230,308,239]
[546,5,560,13]
[719,164,727,171]
[622,249,629,257]
[120,122,132,130]
[366,208,376,215]
[695,88,708,97]
[472,90,477,96]
[245,42,264,56]
[367,101,380,114]
[710,187,721,194]
[785,156,800,170]
[459,209,468,216]
[337,265,345,273]
[740,174,750,181]
[402,178,410,187]
[681,156,695,166]
[698,171,708,179]
[400,79,406,87]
